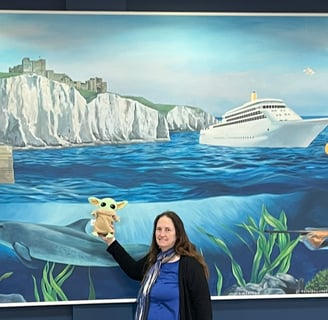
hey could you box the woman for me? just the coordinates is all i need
[103,210,212,320]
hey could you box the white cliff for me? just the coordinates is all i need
[87,93,169,143]
[0,74,89,147]
[166,105,217,131]
[0,74,216,148]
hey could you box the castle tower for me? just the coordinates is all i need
[22,57,33,73]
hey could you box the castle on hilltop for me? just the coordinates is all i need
[9,57,107,93]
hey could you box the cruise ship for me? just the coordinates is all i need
[199,92,328,148]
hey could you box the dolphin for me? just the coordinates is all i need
[265,228,328,250]
[0,218,149,268]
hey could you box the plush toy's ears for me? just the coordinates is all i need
[88,197,101,206]
[117,200,128,210]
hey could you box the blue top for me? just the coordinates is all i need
[147,260,180,320]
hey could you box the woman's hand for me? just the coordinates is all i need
[99,234,116,246]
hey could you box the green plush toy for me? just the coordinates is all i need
[88,196,128,238]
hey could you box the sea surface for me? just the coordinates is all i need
[1,128,327,204]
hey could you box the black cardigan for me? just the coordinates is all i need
[107,240,212,320]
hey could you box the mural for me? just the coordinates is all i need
[0,11,328,305]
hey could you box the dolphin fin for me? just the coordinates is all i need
[13,241,39,268]
[65,219,90,232]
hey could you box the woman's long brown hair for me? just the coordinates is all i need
[145,211,209,279]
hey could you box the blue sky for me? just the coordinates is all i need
[1,12,328,116]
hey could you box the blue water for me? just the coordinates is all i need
[2,129,328,203]
[0,128,328,301]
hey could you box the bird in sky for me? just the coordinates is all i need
[303,67,315,76]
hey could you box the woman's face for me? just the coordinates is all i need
[155,216,177,252]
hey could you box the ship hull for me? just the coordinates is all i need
[199,118,328,148]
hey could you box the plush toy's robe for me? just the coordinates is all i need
[92,211,120,238]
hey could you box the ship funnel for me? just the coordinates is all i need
[251,91,257,101]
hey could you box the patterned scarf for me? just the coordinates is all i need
[135,247,176,320]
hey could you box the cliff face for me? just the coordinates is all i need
[167,105,217,132]
[0,74,217,148]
